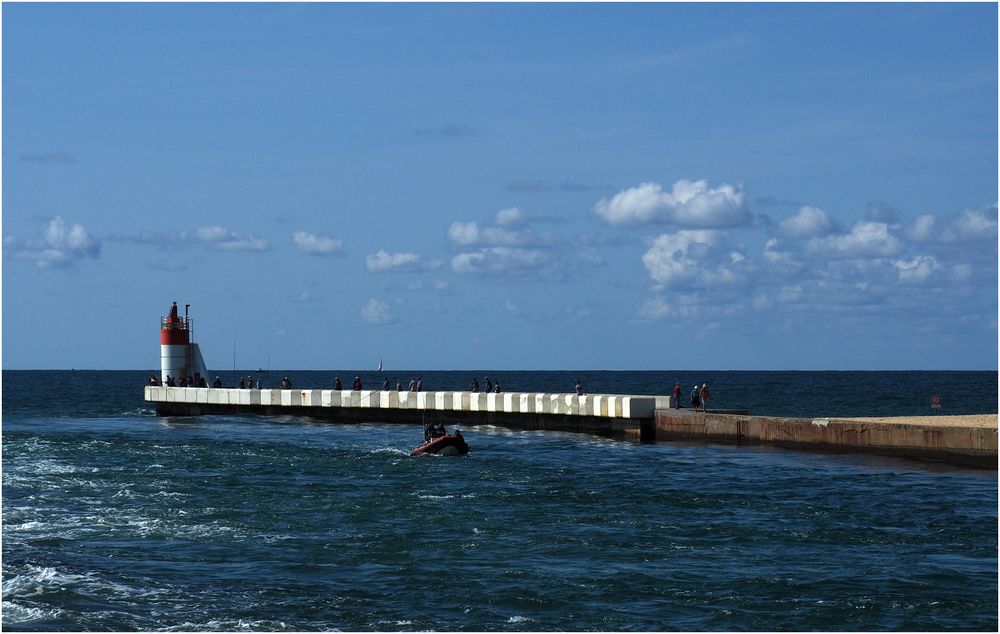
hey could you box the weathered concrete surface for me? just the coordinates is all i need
[655,410,997,468]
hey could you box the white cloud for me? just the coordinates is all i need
[637,296,700,321]
[361,298,394,324]
[594,179,749,228]
[907,205,998,244]
[641,230,743,289]
[775,205,835,239]
[366,250,439,272]
[907,214,937,242]
[5,216,101,268]
[451,247,556,277]
[447,220,548,248]
[293,231,343,255]
[805,221,904,259]
[895,255,937,284]
[192,225,269,251]
[943,205,998,243]
[495,207,526,227]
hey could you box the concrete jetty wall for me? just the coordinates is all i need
[655,410,997,468]
[146,386,657,436]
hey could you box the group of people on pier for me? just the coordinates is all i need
[468,376,502,393]
[671,382,711,411]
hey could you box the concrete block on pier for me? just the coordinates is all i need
[535,393,548,414]
[197,389,208,404]
[435,392,446,410]
[261,389,274,406]
[504,393,514,412]
[417,392,430,410]
[237,390,251,406]
[517,393,531,413]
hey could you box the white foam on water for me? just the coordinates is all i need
[507,615,532,623]
[1,600,65,623]
[372,447,409,456]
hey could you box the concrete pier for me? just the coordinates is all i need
[146,386,658,437]
[655,410,997,468]
[143,387,996,467]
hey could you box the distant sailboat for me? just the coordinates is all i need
[376,358,383,372]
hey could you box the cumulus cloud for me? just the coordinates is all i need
[775,206,836,239]
[805,221,904,259]
[594,179,750,228]
[907,205,998,245]
[495,207,526,227]
[447,209,550,249]
[894,255,937,284]
[4,216,100,268]
[293,231,343,255]
[192,226,269,251]
[641,230,745,289]
[361,298,394,324]
[451,247,557,278]
[366,250,440,272]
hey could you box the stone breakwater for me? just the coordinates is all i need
[655,410,997,468]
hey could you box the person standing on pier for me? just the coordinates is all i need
[485,376,493,392]
[383,377,390,390]
[471,378,479,392]
[691,385,700,410]
[575,380,584,395]
[700,383,711,412]
[672,383,681,409]
[416,377,423,391]
[353,376,362,391]
[334,377,342,390]
[239,376,245,389]
[408,378,416,391]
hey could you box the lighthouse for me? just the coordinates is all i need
[160,301,209,385]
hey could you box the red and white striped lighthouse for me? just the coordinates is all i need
[160,301,209,385]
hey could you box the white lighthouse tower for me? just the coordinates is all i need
[160,301,209,385]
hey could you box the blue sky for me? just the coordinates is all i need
[3,3,997,371]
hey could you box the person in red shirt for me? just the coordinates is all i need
[672,383,681,409]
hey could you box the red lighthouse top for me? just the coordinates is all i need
[160,301,191,345]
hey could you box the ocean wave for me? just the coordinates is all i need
[506,615,532,623]
[0,600,65,624]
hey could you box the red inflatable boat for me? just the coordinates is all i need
[411,433,470,457]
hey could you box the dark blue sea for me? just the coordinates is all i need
[3,370,997,631]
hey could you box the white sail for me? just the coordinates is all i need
[376,358,383,372]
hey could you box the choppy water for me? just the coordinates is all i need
[2,371,997,631]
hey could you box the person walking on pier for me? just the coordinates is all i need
[353,376,362,391]
[700,383,711,412]
[672,383,681,409]
[691,385,700,410]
